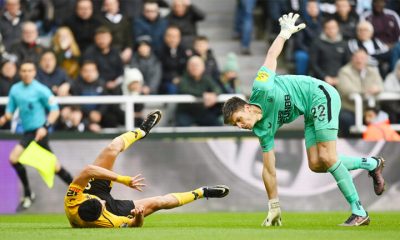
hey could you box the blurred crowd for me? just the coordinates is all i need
[0,0,241,132]
[0,0,399,136]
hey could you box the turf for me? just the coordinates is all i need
[1,212,399,240]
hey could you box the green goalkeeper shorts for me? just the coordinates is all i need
[304,82,341,149]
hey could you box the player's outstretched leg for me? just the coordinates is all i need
[339,155,386,195]
[134,185,229,217]
[92,110,162,170]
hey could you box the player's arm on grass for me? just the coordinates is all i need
[72,164,145,191]
[263,13,306,72]
[261,150,282,227]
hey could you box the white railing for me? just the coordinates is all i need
[349,92,400,133]
[0,94,245,130]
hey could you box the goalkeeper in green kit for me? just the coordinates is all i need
[222,13,385,227]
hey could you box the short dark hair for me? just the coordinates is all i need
[222,97,248,124]
[194,35,209,43]
[20,59,37,68]
[81,60,97,68]
[78,199,103,222]
[95,26,111,35]
[322,17,337,27]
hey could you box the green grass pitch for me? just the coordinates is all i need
[1,212,399,240]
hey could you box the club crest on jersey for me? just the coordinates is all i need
[256,71,269,82]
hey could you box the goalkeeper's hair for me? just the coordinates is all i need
[78,199,103,222]
[222,97,248,124]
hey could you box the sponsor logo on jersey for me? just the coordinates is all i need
[256,71,269,82]
[277,95,292,125]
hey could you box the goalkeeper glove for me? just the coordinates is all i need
[261,198,282,227]
[278,12,306,40]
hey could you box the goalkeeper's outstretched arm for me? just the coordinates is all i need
[263,13,306,72]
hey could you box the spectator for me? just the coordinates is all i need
[363,106,400,141]
[265,0,292,37]
[0,0,26,50]
[98,0,133,63]
[310,18,349,86]
[347,20,391,77]
[55,105,86,132]
[52,26,81,79]
[82,26,124,95]
[336,50,383,136]
[51,0,76,27]
[176,56,222,126]
[8,21,46,64]
[133,0,168,57]
[70,61,107,132]
[0,60,17,129]
[36,50,71,96]
[381,60,400,123]
[294,0,323,75]
[20,0,54,35]
[192,35,220,86]
[355,0,372,15]
[168,0,205,49]
[129,35,161,95]
[63,0,100,52]
[233,0,256,55]
[330,0,359,40]
[219,52,240,94]
[121,67,145,126]
[361,0,400,47]
[119,0,142,19]
[159,25,188,94]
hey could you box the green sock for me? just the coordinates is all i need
[328,160,367,217]
[339,155,378,171]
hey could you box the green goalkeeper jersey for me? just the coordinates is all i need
[249,66,329,152]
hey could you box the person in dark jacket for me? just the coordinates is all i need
[293,0,322,75]
[309,18,350,86]
[0,0,26,50]
[361,0,400,48]
[168,0,205,49]
[36,50,71,96]
[129,35,162,94]
[176,55,222,126]
[98,0,133,63]
[133,0,168,57]
[8,21,46,64]
[0,60,18,129]
[347,20,391,77]
[70,61,105,133]
[192,35,220,86]
[82,26,124,95]
[159,25,188,94]
[63,0,100,52]
[330,0,359,40]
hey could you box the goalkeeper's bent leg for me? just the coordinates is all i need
[328,159,367,217]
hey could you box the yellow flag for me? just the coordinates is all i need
[19,141,56,188]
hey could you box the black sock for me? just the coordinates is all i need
[56,167,73,184]
[12,163,31,197]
